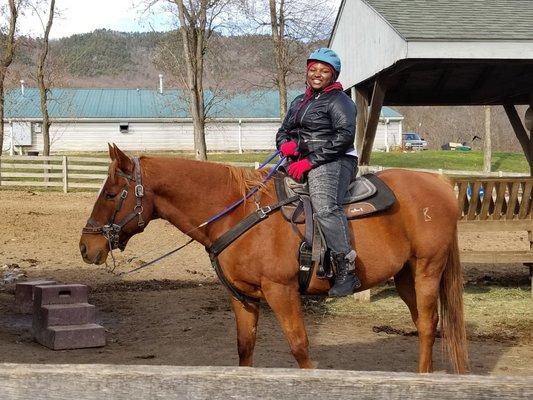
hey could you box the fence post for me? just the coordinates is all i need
[62,156,68,193]
[238,119,243,154]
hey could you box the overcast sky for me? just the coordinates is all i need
[17,0,341,39]
[18,0,171,39]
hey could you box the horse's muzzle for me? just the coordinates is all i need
[79,239,108,265]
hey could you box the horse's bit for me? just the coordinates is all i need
[82,157,145,252]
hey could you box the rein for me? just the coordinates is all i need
[84,151,284,276]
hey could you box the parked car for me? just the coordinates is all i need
[402,133,428,150]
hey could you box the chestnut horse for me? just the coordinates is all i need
[80,145,468,373]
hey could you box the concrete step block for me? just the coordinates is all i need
[33,303,96,330]
[14,280,57,314]
[33,284,88,311]
[34,323,106,350]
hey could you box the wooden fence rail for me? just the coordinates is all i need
[1,364,532,400]
[0,155,109,192]
[1,156,528,193]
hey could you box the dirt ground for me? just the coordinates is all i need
[0,189,531,375]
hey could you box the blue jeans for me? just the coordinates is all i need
[307,156,357,255]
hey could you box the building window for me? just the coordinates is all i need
[119,122,129,133]
[33,123,42,134]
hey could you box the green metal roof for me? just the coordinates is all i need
[4,88,402,120]
[363,0,533,41]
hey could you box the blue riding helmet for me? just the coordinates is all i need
[307,48,341,74]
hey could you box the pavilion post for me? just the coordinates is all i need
[503,102,533,176]
[354,87,368,162]
[359,79,386,165]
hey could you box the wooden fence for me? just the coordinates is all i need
[0,155,109,192]
[0,156,527,193]
[451,177,533,264]
[1,364,532,400]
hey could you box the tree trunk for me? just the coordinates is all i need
[483,106,491,174]
[175,0,208,161]
[37,0,55,157]
[270,0,288,120]
[0,0,18,159]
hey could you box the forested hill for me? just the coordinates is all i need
[6,29,310,90]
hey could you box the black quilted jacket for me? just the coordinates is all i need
[275,90,357,167]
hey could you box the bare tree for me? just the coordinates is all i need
[154,29,240,122]
[269,0,288,119]
[240,0,336,119]
[147,0,233,160]
[33,0,55,156]
[0,0,18,157]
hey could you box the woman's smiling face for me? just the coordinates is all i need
[306,62,334,91]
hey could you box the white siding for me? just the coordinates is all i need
[330,0,407,88]
[3,119,402,153]
[2,121,281,153]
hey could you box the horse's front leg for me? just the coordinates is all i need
[262,281,314,369]
[231,297,259,366]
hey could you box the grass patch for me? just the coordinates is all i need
[304,285,532,342]
[370,150,529,173]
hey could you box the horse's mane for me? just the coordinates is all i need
[141,156,273,200]
[224,164,271,199]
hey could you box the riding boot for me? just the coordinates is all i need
[328,250,362,297]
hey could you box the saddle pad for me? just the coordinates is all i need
[284,176,376,204]
[275,173,396,223]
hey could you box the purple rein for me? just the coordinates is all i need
[198,150,285,228]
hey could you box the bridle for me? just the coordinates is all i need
[82,157,145,252]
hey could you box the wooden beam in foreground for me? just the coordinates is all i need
[1,364,532,400]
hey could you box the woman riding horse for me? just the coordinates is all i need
[277,48,360,297]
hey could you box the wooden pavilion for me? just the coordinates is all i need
[329,0,533,172]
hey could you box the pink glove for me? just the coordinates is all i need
[279,140,299,157]
[287,158,313,180]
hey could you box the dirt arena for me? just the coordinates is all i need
[0,189,531,375]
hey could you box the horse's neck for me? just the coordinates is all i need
[145,157,258,246]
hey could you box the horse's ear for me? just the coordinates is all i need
[113,144,133,173]
[108,143,115,161]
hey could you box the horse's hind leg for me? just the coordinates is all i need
[262,281,314,369]
[413,257,444,373]
[394,263,418,327]
[231,297,259,367]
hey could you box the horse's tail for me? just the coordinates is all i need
[439,230,469,373]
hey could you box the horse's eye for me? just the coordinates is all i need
[104,191,117,200]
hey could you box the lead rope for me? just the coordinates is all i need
[107,151,285,276]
